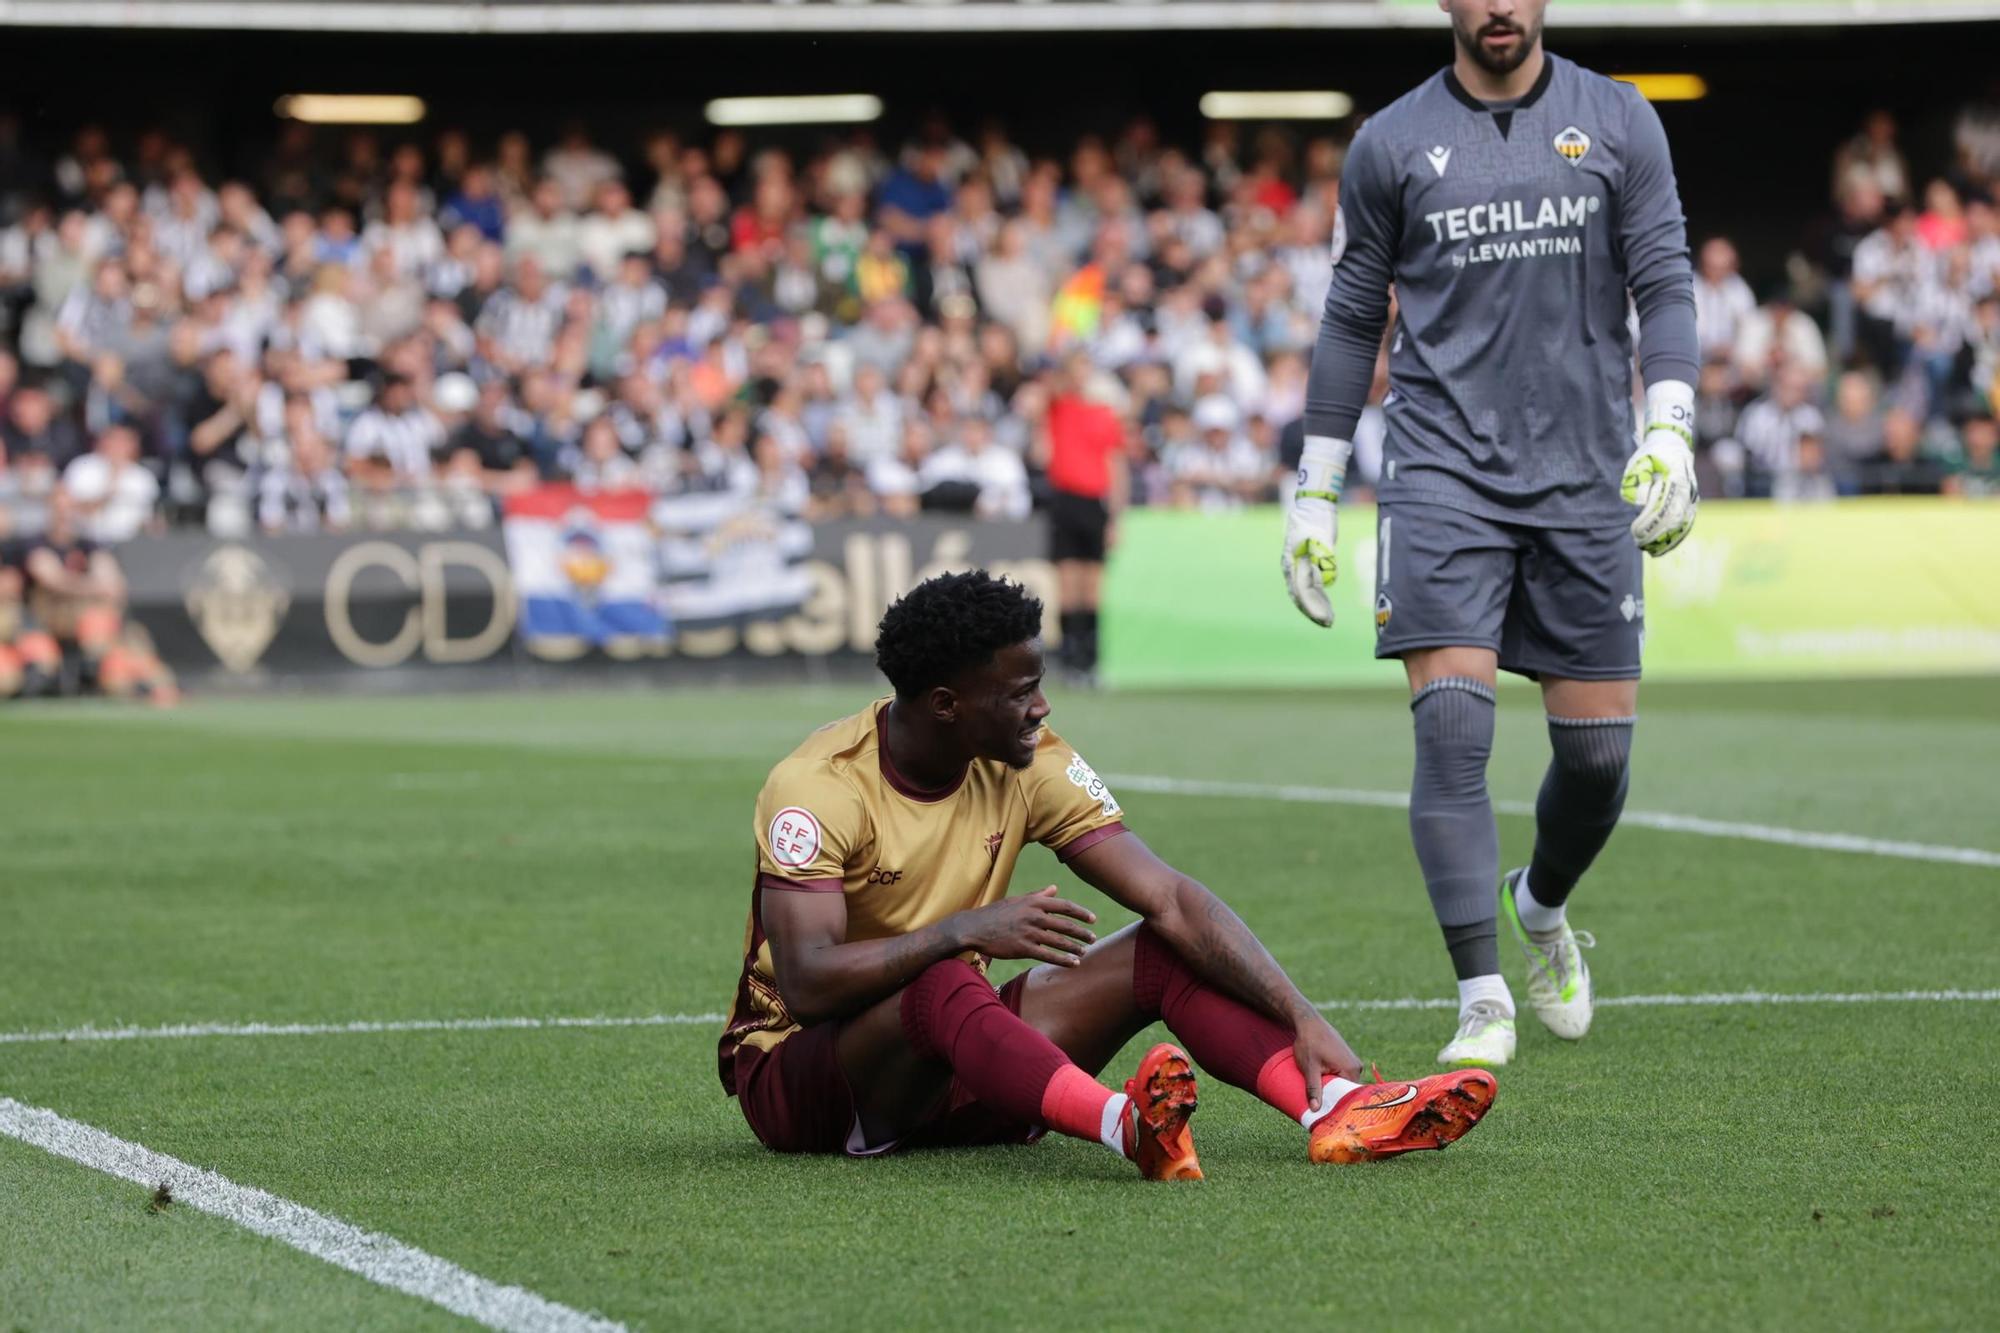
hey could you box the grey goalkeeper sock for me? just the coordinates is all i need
[1525,714,1635,909]
[1408,677,1501,981]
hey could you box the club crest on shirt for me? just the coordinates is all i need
[1554,126,1592,166]
[1065,754,1121,818]
[768,807,822,868]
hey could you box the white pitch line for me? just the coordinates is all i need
[1104,773,2000,870]
[0,1012,727,1046]
[2,990,1996,1049]
[1309,988,2000,1012]
[0,1096,625,1333]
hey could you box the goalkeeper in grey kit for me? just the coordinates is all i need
[1282,0,1700,1066]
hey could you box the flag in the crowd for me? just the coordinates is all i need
[502,486,670,656]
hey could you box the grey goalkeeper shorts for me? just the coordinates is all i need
[1371,501,1644,681]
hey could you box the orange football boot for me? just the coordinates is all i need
[1122,1043,1203,1181]
[1310,1067,1497,1164]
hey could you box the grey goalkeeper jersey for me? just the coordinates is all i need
[1305,53,1699,528]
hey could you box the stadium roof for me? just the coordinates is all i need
[6,0,2000,34]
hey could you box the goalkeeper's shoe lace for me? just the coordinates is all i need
[1436,1000,1515,1067]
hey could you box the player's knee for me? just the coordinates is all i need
[899,958,995,1055]
[76,606,122,650]
[1547,716,1634,791]
[16,631,60,671]
[1411,676,1498,780]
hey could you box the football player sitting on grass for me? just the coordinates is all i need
[718,571,1495,1178]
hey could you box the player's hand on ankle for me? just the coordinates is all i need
[954,886,1099,967]
[1292,1014,1362,1109]
[1282,436,1349,627]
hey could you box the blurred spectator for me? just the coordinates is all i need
[570,414,643,490]
[363,179,444,279]
[577,180,656,281]
[3,382,80,483]
[1852,202,1928,378]
[1772,432,1839,504]
[806,424,873,521]
[1862,406,1946,494]
[1168,396,1269,510]
[837,362,902,465]
[62,424,158,543]
[1693,238,1757,363]
[256,395,352,533]
[441,163,506,242]
[1815,175,1887,365]
[1943,413,2000,497]
[1734,286,1828,392]
[878,145,951,264]
[346,373,443,490]
[1834,110,1911,208]
[921,416,1030,521]
[1915,179,1969,252]
[543,123,621,212]
[1729,366,1825,498]
[1823,370,1886,482]
[442,376,535,494]
[507,179,581,277]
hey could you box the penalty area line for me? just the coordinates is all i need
[2,991,1997,1048]
[1102,773,2000,870]
[0,1095,626,1333]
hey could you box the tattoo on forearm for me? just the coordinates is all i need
[1180,888,1304,1023]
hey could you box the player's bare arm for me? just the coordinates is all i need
[24,547,105,600]
[763,884,1098,1026]
[1066,832,1362,1104]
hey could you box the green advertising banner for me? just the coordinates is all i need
[1102,500,2000,688]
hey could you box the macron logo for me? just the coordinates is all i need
[1426,145,1452,178]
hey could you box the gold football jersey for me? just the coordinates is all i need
[718,697,1127,1086]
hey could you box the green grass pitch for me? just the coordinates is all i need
[2,678,1997,1330]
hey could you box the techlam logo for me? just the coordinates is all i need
[1423,194,1598,244]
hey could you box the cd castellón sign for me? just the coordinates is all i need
[118,518,1057,688]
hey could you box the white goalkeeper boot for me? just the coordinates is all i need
[1501,868,1595,1040]
[1436,1000,1516,1068]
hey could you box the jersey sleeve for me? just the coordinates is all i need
[1304,119,1400,443]
[1617,87,1700,389]
[1020,730,1129,862]
[753,759,866,892]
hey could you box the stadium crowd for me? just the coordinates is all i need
[0,102,1996,556]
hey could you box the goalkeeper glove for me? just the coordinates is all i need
[1282,435,1351,627]
[1623,381,1700,558]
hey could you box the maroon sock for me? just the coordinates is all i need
[1132,924,1302,1101]
[900,959,1114,1145]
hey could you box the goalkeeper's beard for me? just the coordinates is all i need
[1455,17,1541,76]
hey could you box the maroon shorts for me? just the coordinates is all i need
[732,972,1043,1156]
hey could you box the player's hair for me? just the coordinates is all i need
[875,571,1044,698]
